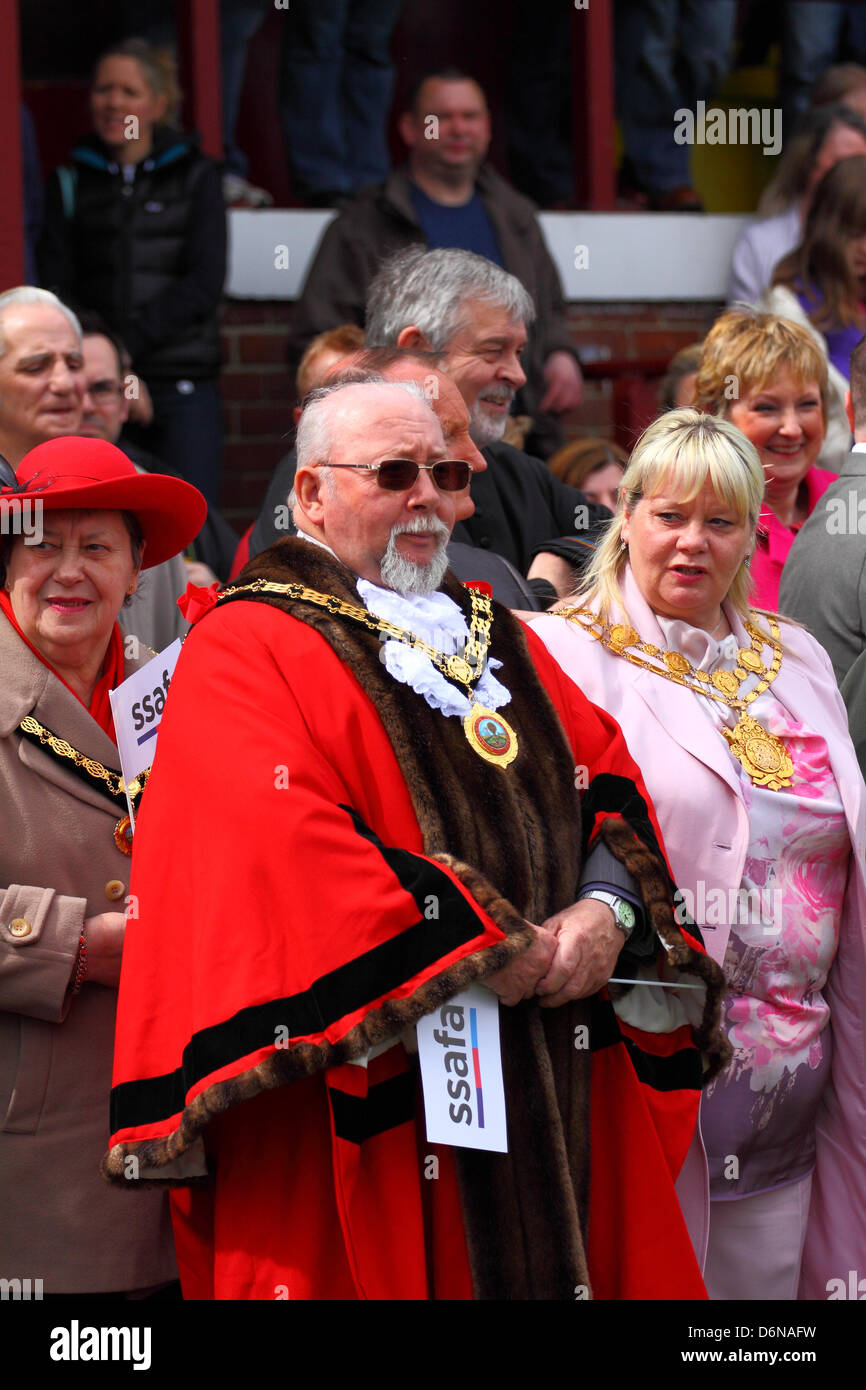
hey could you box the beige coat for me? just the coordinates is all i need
[0,615,176,1293]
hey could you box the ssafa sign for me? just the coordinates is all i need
[109,640,182,827]
[416,983,507,1152]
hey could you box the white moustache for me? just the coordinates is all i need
[478,387,514,406]
[392,515,450,540]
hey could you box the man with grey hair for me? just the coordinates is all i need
[365,246,536,452]
[0,287,86,466]
[292,379,454,595]
[107,377,716,1302]
[286,69,582,457]
[0,288,194,652]
[364,247,610,589]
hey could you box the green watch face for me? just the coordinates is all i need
[616,900,637,931]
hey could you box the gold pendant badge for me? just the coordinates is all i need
[721,715,794,790]
[463,705,519,767]
[114,815,134,856]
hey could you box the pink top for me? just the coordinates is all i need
[750,466,836,611]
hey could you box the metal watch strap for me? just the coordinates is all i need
[578,888,637,939]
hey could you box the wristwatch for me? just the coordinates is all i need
[579,889,637,940]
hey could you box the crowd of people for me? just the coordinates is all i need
[4,15,866,1306]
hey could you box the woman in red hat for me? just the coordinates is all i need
[0,435,205,1298]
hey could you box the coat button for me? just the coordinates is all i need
[104,880,126,901]
[9,918,31,937]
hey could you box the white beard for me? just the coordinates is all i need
[379,516,450,595]
[468,391,514,447]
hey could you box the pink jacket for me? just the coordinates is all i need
[527,567,866,1300]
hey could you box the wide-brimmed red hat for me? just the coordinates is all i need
[5,437,208,569]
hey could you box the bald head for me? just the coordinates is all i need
[292,380,458,594]
[320,349,486,521]
[295,379,438,468]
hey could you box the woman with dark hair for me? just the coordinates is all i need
[728,104,866,305]
[767,154,866,383]
[38,38,226,507]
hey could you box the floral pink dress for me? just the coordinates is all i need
[657,620,850,1201]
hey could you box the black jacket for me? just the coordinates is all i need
[38,127,226,381]
[452,441,610,573]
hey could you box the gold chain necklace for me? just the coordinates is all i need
[217,579,519,767]
[559,607,794,790]
[18,714,149,853]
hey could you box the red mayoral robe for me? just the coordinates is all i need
[105,548,724,1300]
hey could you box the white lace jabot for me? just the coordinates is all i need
[355,577,511,719]
[655,615,740,674]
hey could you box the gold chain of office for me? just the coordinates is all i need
[217,578,519,766]
[18,714,149,853]
[558,607,794,790]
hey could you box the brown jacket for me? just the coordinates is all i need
[0,615,176,1293]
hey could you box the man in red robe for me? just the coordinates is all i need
[105,381,726,1300]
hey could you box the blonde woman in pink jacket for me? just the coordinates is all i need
[524,408,866,1300]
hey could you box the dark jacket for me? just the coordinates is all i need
[249,438,608,580]
[122,440,239,583]
[452,441,609,573]
[779,449,866,685]
[38,127,226,381]
[287,164,579,430]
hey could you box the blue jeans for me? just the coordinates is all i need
[278,0,405,198]
[781,3,845,131]
[221,0,271,179]
[615,0,738,193]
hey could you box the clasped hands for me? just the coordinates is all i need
[485,898,624,1008]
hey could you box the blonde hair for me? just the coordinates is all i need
[94,38,181,125]
[570,409,764,624]
[694,307,829,422]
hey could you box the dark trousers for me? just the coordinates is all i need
[615,0,737,193]
[279,0,405,199]
[127,378,223,509]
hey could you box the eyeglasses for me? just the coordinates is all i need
[86,380,123,400]
[324,459,472,492]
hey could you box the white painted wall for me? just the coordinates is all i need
[225,209,750,303]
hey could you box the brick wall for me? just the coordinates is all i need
[218,298,724,534]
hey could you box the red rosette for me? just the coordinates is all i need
[177,581,221,623]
